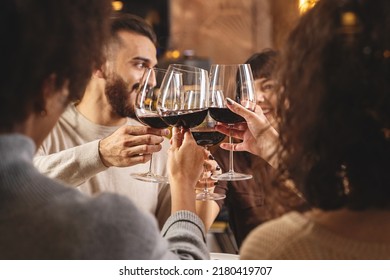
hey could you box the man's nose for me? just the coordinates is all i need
[149,70,157,87]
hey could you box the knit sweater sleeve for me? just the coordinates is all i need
[161,211,210,260]
[73,194,210,260]
[34,140,107,186]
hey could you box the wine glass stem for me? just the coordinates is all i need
[228,125,235,173]
[202,147,210,194]
[202,165,208,193]
[147,154,154,175]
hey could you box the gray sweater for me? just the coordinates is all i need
[0,134,209,260]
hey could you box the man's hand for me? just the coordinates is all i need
[98,125,170,167]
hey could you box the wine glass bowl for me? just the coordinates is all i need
[191,112,226,201]
[209,64,256,181]
[158,64,209,129]
[131,68,169,183]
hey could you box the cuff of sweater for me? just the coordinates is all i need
[161,210,206,242]
[76,140,108,180]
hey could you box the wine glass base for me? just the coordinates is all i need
[196,192,226,201]
[211,172,253,181]
[130,172,169,184]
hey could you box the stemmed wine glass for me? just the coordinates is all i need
[209,64,256,181]
[130,68,169,183]
[191,112,226,200]
[157,64,209,129]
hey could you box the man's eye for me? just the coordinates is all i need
[135,63,146,69]
[133,62,150,70]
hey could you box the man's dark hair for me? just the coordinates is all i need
[109,13,157,46]
[0,0,111,132]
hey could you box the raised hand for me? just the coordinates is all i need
[98,125,170,167]
[215,98,280,168]
[168,127,206,213]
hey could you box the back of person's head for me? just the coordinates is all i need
[245,49,279,80]
[0,0,111,132]
[278,0,390,210]
[109,13,157,46]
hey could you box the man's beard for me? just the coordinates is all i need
[104,74,139,118]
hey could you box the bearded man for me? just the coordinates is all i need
[34,13,172,227]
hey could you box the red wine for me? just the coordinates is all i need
[209,107,245,123]
[137,114,169,129]
[191,130,226,147]
[160,109,208,128]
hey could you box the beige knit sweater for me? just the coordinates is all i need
[240,211,390,259]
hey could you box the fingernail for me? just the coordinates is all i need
[208,154,215,160]
[226,98,234,105]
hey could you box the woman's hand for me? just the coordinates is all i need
[215,98,280,168]
[168,127,206,213]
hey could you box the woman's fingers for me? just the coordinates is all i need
[226,97,259,122]
[170,127,183,148]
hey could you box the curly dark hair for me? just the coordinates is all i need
[0,0,111,132]
[277,0,390,210]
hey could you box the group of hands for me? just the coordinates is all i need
[97,98,279,201]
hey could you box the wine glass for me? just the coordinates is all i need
[191,112,226,201]
[209,64,256,181]
[157,64,209,129]
[130,68,169,183]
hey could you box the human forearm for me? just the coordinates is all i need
[34,140,107,186]
[170,177,197,214]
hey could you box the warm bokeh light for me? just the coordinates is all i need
[299,0,319,15]
[112,1,123,11]
[165,50,181,59]
[171,50,181,59]
[341,11,357,26]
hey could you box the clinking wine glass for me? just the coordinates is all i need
[191,113,226,201]
[209,64,256,181]
[157,64,209,129]
[131,68,169,183]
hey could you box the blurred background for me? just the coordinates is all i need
[112,0,318,68]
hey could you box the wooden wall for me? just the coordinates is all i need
[169,0,299,64]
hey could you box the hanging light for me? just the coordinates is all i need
[112,1,123,11]
[299,0,319,15]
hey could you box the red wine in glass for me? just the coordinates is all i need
[160,108,208,129]
[157,64,209,130]
[209,64,256,181]
[191,113,226,201]
[208,107,245,124]
[131,68,169,184]
[137,114,169,129]
[192,130,226,147]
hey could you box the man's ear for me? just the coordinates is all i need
[94,67,105,79]
[94,60,110,79]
